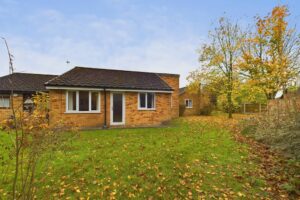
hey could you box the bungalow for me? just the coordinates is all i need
[0,73,57,122]
[0,66,179,128]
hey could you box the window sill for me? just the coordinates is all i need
[186,107,193,109]
[138,108,156,111]
[0,107,11,109]
[64,111,101,114]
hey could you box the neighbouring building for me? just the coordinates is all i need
[0,66,179,128]
[0,73,57,122]
[179,86,213,116]
[179,87,201,116]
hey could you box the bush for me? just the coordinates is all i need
[199,104,214,115]
[240,97,300,159]
[179,104,186,116]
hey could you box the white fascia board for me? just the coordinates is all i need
[46,86,104,91]
[46,86,173,93]
[107,89,173,93]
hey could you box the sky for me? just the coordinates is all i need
[0,0,299,86]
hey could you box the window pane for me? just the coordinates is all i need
[185,99,192,108]
[79,91,89,111]
[91,92,99,111]
[113,93,123,123]
[147,93,154,109]
[68,91,77,111]
[189,100,193,107]
[0,96,10,108]
[139,93,146,108]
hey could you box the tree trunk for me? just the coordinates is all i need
[227,69,233,119]
[227,91,233,118]
[266,91,277,100]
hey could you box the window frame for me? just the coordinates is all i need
[65,91,101,113]
[138,92,156,110]
[0,95,10,109]
[185,99,193,108]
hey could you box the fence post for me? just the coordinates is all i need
[243,103,246,114]
[259,103,261,113]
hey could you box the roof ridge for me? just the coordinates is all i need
[74,66,179,76]
[12,72,56,76]
[0,72,56,80]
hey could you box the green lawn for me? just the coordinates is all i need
[0,117,269,199]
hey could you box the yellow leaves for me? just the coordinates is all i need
[128,192,135,198]
[59,188,65,196]
[240,6,299,100]
[109,189,117,199]
[179,179,186,186]
[75,189,80,193]
[237,191,245,197]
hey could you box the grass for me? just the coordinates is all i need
[0,117,270,199]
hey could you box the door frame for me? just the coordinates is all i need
[110,92,125,126]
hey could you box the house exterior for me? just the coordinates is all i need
[179,87,201,116]
[179,86,214,116]
[0,73,57,122]
[0,66,179,128]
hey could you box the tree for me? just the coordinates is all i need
[1,93,78,199]
[240,5,300,99]
[196,17,243,118]
[0,38,78,199]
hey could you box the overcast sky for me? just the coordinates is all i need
[0,0,299,86]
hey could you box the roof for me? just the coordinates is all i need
[0,73,57,94]
[46,66,176,91]
[179,87,186,94]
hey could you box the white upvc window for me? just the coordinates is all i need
[185,99,193,108]
[138,92,156,110]
[0,95,10,108]
[66,91,100,113]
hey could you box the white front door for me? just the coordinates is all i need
[111,93,125,125]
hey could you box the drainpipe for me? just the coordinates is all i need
[103,88,107,129]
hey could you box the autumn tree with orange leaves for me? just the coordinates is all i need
[189,5,300,118]
[240,5,300,99]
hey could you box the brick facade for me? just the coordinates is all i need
[49,90,105,127]
[125,92,172,127]
[48,73,179,128]
[158,74,179,119]
[48,89,177,128]
[0,94,23,122]
[179,91,201,116]
[0,74,179,128]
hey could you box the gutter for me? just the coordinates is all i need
[45,86,173,93]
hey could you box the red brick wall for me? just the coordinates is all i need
[49,90,105,128]
[179,92,200,116]
[0,94,23,122]
[158,74,179,118]
[49,90,175,128]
